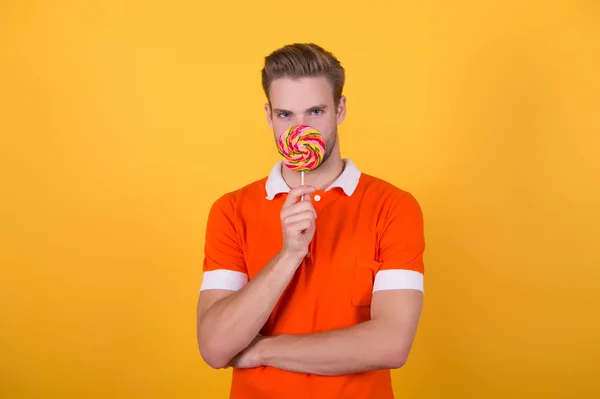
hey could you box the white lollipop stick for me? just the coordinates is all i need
[300,171,305,201]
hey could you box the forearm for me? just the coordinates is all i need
[258,320,407,376]
[198,251,301,367]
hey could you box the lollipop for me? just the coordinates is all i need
[277,125,326,187]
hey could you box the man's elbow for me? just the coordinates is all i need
[197,334,231,369]
[199,344,231,369]
[202,353,230,370]
[382,345,410,369]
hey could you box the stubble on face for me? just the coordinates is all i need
[319,127,337,168]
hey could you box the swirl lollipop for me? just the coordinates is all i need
[277,125,326,188]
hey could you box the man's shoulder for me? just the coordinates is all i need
[353,173,424,243]
[209,176,269,214]
[357,171,423,217]
[359,172,415,199]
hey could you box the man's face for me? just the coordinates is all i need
[265,76,346,167]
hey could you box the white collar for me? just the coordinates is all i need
[265,159,361,200]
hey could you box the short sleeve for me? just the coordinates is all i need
[374,191,425,293]
[199,194,248,292]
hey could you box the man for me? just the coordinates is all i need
[196,43,425,399]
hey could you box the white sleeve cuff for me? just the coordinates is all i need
[373,269,424,292]
[199,270,248,292]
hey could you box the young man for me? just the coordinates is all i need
[196,43,425,399]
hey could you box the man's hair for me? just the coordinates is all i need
[261,43,345,106]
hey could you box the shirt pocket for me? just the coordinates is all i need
[351,258,382,307]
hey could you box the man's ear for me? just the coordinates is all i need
[336,95,347,125]
[264,103,273,130]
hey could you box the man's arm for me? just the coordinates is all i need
[197,185,318,369]
[230,190,426,375]
[197,251,301,369]
[234,289,423,375]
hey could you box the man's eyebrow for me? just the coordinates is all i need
[273,108,293,114]
[273,105,328,114]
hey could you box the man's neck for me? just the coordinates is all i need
[281,155,345,191]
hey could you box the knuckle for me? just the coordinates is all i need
[299,203,312,212]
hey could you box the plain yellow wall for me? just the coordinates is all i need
[1,1,599,398]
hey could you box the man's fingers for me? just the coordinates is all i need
[282,210,316,227]
[280,201,317,220]
[282,185,316,209]
[286,219,314,236]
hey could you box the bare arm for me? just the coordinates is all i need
[196,251,301,369]
[228,189,426,375]
[196,185,317,369]
[231,290,423,375]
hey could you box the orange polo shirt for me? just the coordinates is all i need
[200,159,425,399]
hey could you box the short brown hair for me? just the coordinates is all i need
[261,43,345,106]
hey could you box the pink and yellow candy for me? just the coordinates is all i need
[277,125,326,173]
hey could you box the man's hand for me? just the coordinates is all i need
[280,185,317,260]
[227,335,267,369]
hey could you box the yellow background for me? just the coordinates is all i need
[1,1,599,398]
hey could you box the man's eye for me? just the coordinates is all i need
[278,113,289,118]
[311,109,323,115]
